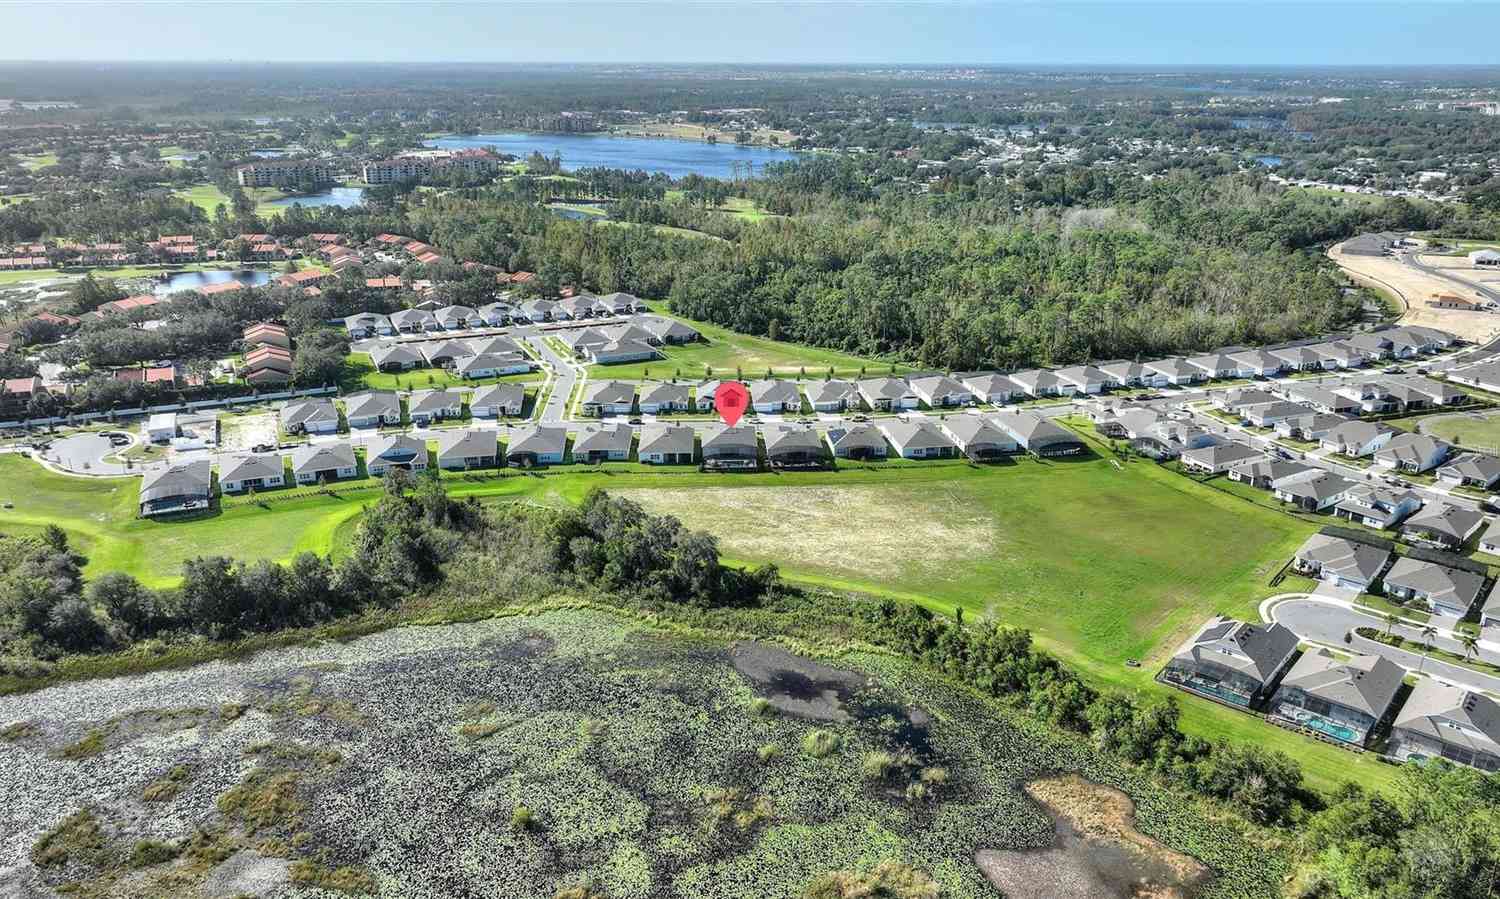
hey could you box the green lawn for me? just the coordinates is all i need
[17,153,58,170]
[0,431,1399,794]
[1402,411,1500,452]
[663,190,779,222]
[174,183,286,217]
[341,354,544,392]
[587,304,897,380]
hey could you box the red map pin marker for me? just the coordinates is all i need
[715,381,749,427]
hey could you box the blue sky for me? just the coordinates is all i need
[3,2,1496,65]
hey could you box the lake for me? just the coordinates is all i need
[423,132,800,179]
[153,269,271,295]
[266,186,367,209]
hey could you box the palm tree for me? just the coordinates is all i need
[1418,624,1439,673]
[1461,634,1480,662]
[1384,613,1400,636]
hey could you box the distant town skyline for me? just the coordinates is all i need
[2,1,1497,67]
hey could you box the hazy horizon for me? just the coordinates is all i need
[3,1,1496,67]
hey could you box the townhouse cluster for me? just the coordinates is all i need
[1165,606,1500,772]
[343,292,649,341]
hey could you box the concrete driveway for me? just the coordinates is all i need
[38,432,132,476]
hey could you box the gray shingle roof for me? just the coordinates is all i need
[290,442,356,474]
[344,390,400,421]
[139,460,212,503]
[219,453,283,484]
[1395,679,1500,759]
[582,380,637,405]
[1294,534,1392,583]
[637,423,695,457]
[1172,616,1299,683]
[435,429,497,462]
[1277,650,1403,718]
[1383,557,1485,611]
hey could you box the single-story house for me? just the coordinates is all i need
[1009,368,1071,397]
[1228,350,1285,379]
[1309,341,1366,369]
[637,424,696,464]
[1098,360,1166,388]
[763,425,826,467]
[1275,412,1351,442]
[435,429,498,470]
[390,308,438,333]
[138,460,213,517]
[939,416,1020,459]
[1213,387,1279,412]
[219,453,286,494]
[1447,361,1500,394]
[1163,616,1299,707]
[145,412,178,444]
[434,305,476,330]
[1053,365,1110,395]
[637,382,692,414]
[420,340,473,367]
[470,383,525,419]
[1389,679,1500,772]
[1186,353,1239,380]
[344,391,401,429]
[749,379,802,414]
[580,381,637,417]
[290,443,358,485]
[639,315,700,344]
[1270,345,1326,372]
[521,299,556,322]
[505,426,568,466]
[1268,650,1403,747]
[805,379,860,412]
[908,374,975,406]
[1227,457,1314,490]
[1400,503,1487,550]
[468,335,523,357]
[1180,441,1263,474]
[366,433,429,476]
[1382,556,1486,618]
[957,371,1026,403]
[1438,453,1500,489]
[345,312,392,338]
[1143,358,1205,386]
[1334,484,1423,529]
[857,377,920,410]
[573,424,634,463]
[1292,533,1392,591]
[1482,582,1500,629]
[1374,433,1451,473]
[1287,385,1360,416]
[370,344,426,372]
[1320,421,1397,458]
[825,423,888,460]
[1243,401,1314,428]
[280,398,339,435]
[878,419,959,459]
[408,389,463,425]
[587,339,659,364]
[561,328,611,355]
[477,303,512,326]
[454,353,531,379]
[1275,472,1358,511]
[599,292,640,314]
[701,425,760,469]
[991,412,1088,457]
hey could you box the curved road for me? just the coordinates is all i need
[1268,596,1500,694]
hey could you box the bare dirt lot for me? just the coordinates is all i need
[1329,242,1500,343]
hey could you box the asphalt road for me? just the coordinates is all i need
[1271,597,1500,694]
[1399,251,1500,305]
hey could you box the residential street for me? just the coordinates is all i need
[1266,594,1500,695]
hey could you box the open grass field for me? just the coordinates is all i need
[0,438,1398,794]
[1399,410,1500,452]
[587,305,897,380]
[174,182,286,217]
[17,153,58,170]
[663,190,779,222]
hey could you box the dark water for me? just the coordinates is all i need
[423,132,800,179]
[267,186,366,209]
[154,269,271,295]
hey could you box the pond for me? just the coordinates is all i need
[1255,155,1285,167]
[423,131,800,179]
[153,269,271,295]
[265,186,367,209]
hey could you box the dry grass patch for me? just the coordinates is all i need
[618,484,998,580]
[1026,775,1207,885]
